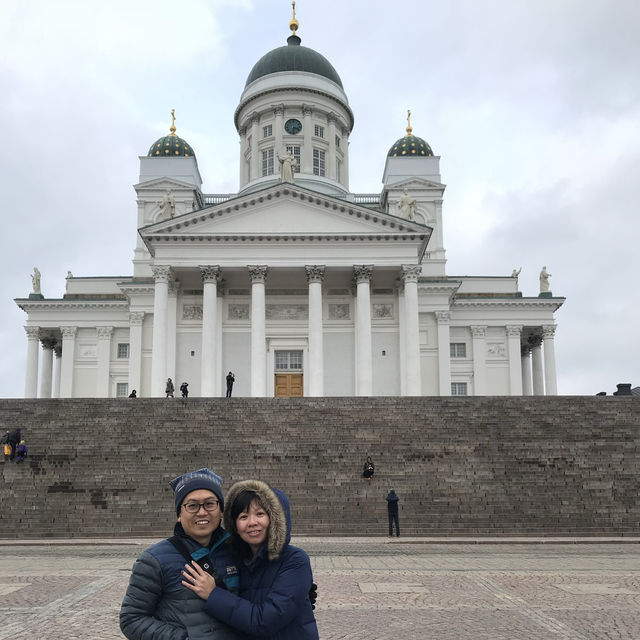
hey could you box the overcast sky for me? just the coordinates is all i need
[1,0,638,397]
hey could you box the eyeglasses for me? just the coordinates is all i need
[182,500,220,514]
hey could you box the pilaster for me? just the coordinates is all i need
[506,325,523,396]
[435,311,451,396]
[59,326,77,398]
[151,265,172,397]
[200,266,221,397]
[249,265,268,397]
[128,312,144,397]
[354,265,373,396]
[96,326,113,397]
[470,325,487,396]
[401,265,422,395]
[306,265,325,397]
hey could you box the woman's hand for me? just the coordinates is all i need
[181,561,216,600]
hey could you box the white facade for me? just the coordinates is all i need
[16,26,563,399]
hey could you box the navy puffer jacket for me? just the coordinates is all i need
[120,523,242,640]
[204,480,319,639]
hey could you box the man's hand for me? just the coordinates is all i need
[309,582,318,609]
[182,561,216,600]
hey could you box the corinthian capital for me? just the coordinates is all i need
[199,265,221,284]
[96,326,114,339]
[435,311,451,325]
[470,325,487,338]
[129,312,144,326]
[248,265,268,283]
[506,325,523,338]
[401,264,422,284]
[305,265,325,283]
[353,265,373,284]
[542,325,557,339]
[60,326,78,339]
[24,326,40,340]
[151,265,173,284]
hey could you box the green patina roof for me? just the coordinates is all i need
[387,134,434,157]
[245,35,343,88]
[148,134,196,158]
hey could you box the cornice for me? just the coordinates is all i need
[452,298,565,310]
[15,299,129,312]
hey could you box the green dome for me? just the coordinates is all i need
[245,35,343,88]
[388,134,433,157]
[148,134,196,158]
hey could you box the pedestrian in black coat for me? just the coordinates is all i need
[386,489,400,537]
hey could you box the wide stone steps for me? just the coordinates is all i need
[1,396,638,538]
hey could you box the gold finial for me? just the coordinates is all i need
[169,109,177,136]
[289,1,299,35]
[406,109,413,136]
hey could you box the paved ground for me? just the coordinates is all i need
[0,537,639,639]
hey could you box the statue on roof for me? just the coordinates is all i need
[31,267,41,295]
[511,267,521,291]
[539,266,551,293]
[277,150,297,183]
[398,188,417,220]
[156,190,176,219]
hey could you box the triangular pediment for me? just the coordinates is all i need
[133,177,199,192]
[387,177,445,191]
[141,184,431,239]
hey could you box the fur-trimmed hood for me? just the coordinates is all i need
[223,479,291,562]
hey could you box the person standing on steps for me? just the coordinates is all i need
[180,382,189,398]
[386,489,400,537]
[120,468,242,640]
[225,372,235,398]
[362,456,375,479]
[15,440,27,463]
[165,378,175,398]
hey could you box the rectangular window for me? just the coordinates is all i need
[286,145,301,173]
[336,158,341,182]
[313,149,326,176]
[262,148,274,176]
[263,124,272,138]
[335,134,341,148]
[275,350,303,371]
[451,382,468,396]
[116,383,129,398]
[314,124,324,138]
[117,343,130,359]
[450,343,466,358]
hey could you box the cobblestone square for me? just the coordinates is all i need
[0,538,638,639]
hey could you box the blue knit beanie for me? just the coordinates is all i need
[169,468,224,515]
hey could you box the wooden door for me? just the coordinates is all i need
[274,373,303,397]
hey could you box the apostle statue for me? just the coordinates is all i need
[511,267,521,291]
[398,188,417,220]
[156,190,176,219]
[539,266,551,293]
[31,267,41,295]
[277,150,296,183]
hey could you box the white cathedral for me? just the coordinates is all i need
[17,11,563,399]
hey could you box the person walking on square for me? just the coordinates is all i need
[225,372,235,398]
[165,378,175,398]
[386,489,400,537]
[180,382,189,398]
[120,468,242,640]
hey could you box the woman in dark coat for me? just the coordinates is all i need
[362,456,375,479]
[182,479,318,639]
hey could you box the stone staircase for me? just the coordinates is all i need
[1,396,638,538]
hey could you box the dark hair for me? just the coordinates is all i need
[229,490,269,558]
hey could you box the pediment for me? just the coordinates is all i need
[133,177,198,192]
[387,177,445,191]
[141,184,430,239]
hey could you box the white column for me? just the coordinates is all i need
[200,266,220,397]
[24,327,40,398]
[250,113,260,181]
[59,326,77,398]
[305,265,325,396]
[151,265,172,398]
[274,104,284,157]
[521,344,533,396]
[435,311,451,396]
[471,326,487,396]
[397,285,407,395]
[249,265,268,397]
[327,113,337,180]
[302,105,313,173]
[39,337,56,398]
[542,325,558,395]
[506,325,523,396]
[354,265,373,396]
[53,344,62,398]
[128,312,144,397]
[401,265,422,395]
[529,335,544,395]
[96,326,113,397]
[167,280,179,383]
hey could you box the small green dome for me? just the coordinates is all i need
[148,134,196,158]
[388,134,433,157]
[245,35,343,88]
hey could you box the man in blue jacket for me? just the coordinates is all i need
[120,468,242,640]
